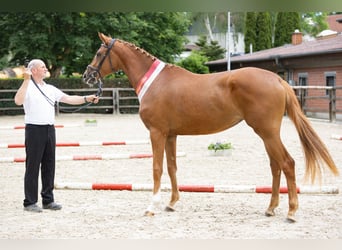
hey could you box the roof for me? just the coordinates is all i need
[184,43,200,51]
[317,30,338,37]
[206,33,342,65]
[327,14,342,32]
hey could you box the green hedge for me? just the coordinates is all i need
[0,77,130,90]
[0,77,131,115]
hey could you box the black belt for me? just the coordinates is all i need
[25,124,54,127]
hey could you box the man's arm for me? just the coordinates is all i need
[14,70,31,106]
[59,94,99,105]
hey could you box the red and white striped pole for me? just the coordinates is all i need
[0,152,186,163]
[0,140,149,148]
[54,182,339,194]
[331,134,342,140]
[0,124,81,130]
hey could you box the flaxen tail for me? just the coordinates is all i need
[281,80,339,183]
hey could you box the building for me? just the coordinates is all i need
[206,15,342,121]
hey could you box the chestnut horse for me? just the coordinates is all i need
[83,32,339,222]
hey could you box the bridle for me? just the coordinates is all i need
[61,38,116,113]
[85,38,117,97]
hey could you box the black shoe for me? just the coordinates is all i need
[43,202,62,210]
[24,204,43,213]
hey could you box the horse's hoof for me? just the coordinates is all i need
[265,209,275,217]
[144,211,155,217]
[286,215,296,223]
[165,205,175,212]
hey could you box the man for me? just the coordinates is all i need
[14,59,99,213]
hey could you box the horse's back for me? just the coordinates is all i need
[140,66,287,135]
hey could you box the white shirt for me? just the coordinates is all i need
[24,80,65,125]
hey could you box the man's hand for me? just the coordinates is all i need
[23,68,32,81]
[86,95,100,104]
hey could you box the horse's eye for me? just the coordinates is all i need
[96,52,102,57]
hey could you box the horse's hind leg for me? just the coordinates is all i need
[262,135,298,222]
[164,135,180,211]
[265,156,281,217]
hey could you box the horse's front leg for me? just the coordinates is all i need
[165,135,180,212]
[144,128,166,216]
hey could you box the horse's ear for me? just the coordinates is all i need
[98,32,105,42]
[98,32,112,44]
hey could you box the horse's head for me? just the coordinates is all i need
[82,32,117,87]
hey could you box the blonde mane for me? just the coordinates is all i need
[117,39,156,61]
[116,39,178,69]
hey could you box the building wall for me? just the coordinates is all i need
[293,65,342,118]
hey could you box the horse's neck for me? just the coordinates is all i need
[115,42,154,89]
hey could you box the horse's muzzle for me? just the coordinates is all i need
[82,67,100,87]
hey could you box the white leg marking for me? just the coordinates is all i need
[146,190,161,214]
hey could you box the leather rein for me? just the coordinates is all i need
[85,38,117,96]
[61,38,116,113]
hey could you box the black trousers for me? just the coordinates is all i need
[23,124,56,207]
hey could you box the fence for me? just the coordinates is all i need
[1,86,341,122]
[0,87,140,115]
[56,88,140,114]
[292,86,342,122]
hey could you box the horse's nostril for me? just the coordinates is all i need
[82,74,88,82]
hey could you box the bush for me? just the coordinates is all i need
[176,52,209,74]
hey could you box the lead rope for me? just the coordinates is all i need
[59,79,103,113]
[30,75,102,113]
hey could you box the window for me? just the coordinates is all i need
[298,73,308,97]
[325,72,336,95]
[298,73,308,86]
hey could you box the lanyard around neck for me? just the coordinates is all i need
[31,76,56,107]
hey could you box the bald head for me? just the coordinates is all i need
[27,59,48,81]
[27,59,45,70]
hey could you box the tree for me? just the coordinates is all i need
[187,12,226,41]
[176,51,209,74]
[187,12,245,36]
[187,11,245,55]
[0,15,11,69]
[0,12,97,77]
[274,12,301,47]
[128,12,190,63]
[255,12,272,51]
[244,12,257,53]
[195,35,226,61]
[0,12,190,78]
[301,12,329,36]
